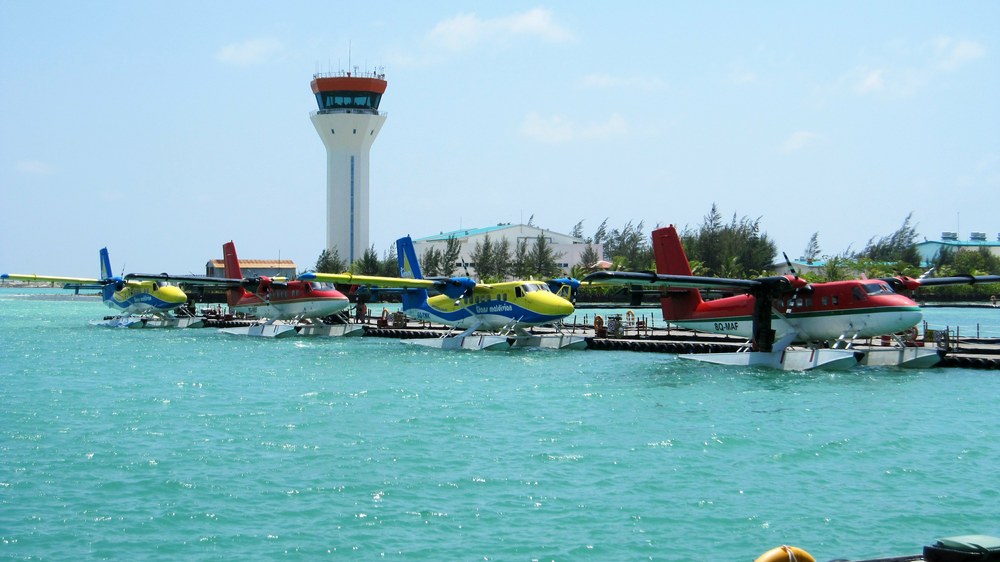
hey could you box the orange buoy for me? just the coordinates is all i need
[754,545,815,562]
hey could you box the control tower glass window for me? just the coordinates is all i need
[316,92,382,112]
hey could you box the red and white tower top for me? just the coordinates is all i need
[311,70,387,114]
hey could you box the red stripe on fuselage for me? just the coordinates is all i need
[668,280,918,320]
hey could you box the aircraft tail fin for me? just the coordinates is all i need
[100,248,113,281]
[651,225,703,319]
[395,236,429,310]
[223,241,243,279]
[396,236,424,280]
[222,241,245,308]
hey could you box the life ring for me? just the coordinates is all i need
[625,310,636,325]
[594,315,604,330]
[753,545,815,562]
[381,308,389,322]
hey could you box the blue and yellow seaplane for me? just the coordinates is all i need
[2,248,201,328]
[298,236,585,350]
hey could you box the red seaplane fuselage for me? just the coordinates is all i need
[223,241,350,321]
[651,226,923,344]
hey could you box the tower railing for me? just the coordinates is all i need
[313,70,386,80]
[311,109,386,116]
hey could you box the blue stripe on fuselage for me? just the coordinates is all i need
[103,287,177,313]
[402,293,562,329]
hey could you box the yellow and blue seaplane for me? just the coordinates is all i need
[2,248,202,328]
[298,236,585,350]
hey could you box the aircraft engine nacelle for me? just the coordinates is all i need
[892,276,922,291]
[440,277,477,299]
[243,276,271,294]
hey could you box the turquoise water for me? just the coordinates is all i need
[2,289,998,561]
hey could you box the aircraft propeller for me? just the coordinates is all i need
[434,277,476,303]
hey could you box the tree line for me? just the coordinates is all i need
[312,233,565,281]
[312,208,1000,299]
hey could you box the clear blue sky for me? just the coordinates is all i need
[2,1,998,276]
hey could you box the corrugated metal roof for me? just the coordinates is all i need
[414,224,515,241]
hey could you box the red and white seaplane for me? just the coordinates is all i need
[585,225,1000,370]
[127,241,360,338]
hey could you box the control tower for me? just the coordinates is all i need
[310,71,387,264]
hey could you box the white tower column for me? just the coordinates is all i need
[309,73,387,265]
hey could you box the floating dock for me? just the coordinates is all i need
[186,312,1000,369]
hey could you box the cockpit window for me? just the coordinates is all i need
[863,282,893,295]
[521,283,549,293]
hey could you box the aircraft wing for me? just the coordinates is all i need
[912,274,1000,287]
[583,270,762,292]
[881,274,1000,291]
[125,273,245,287]
[2,273,102,285]
[298,272,438,289]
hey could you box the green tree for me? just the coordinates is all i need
[858,212,921,266]
[512,238,531,279]
[820,254,851,281]
[352,246,381,275]
[570,220,585,239]
[493,237,512,280]
[593,218,608,248]
[441,236,462,276]
[803,232,821,262]
[378,244,398,277]
[527,234,562,278]
[469,234,497,281]
[680,205,776,278]
[315,248,346,273]
[420,246,443,277]
[603,220,653,271]
[578,244,601,270]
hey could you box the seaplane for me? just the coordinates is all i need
[2,248,202,328]
[126,241,360,338]
[297,235,586,350]
[584,225,1000,370]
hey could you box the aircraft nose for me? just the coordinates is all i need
[541,292,574,317]
[161,285,187,304]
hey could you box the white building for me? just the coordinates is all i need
[412,224,603,278]
[916,232,1000,266]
